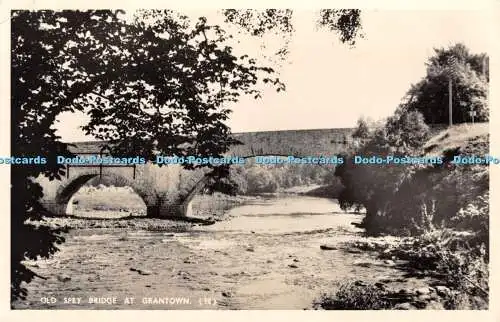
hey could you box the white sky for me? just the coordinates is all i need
[54,9,492,141]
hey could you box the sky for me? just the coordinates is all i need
[53,9,492,142]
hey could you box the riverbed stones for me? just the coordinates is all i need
[353,260,371,268]
[57,274,71,282]
[393,302,415,310]
[177,270,190,279]
[398,288,413,295]
[426,300,445,310]
[354,280,367,287]
[411,300,428,309]
[415,287,433,295]
[320,244,338,250]
[418,294,432,301]
[435,285,451,297]
[130,268,152,275]
[88,275,100,282]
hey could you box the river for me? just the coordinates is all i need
[14,195,429,310]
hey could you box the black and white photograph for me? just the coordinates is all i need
[3,4,496,315]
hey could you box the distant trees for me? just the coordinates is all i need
[352,117,371,139]
[223,161,335,195]
[246,167,279,193]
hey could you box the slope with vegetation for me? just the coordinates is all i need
[319,43,489,310]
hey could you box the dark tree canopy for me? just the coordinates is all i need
[11,9,283,301]
[405,43,489,124]
[221,9,363,60]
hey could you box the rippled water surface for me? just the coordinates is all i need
[15,196,428,310]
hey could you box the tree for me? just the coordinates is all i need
[10,9,282,302]
[222,9,363,62]
[222,9,363,39]
[11,9,364,302]
[352,117,371,139]
[335,109,430,234]
[246,167,279,193]
[405,43,489,124]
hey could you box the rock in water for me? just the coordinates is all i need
[416,287,433,295]
[57,274,71,282]
[426,300,445,310]
[394,302,415,310]
[435,286,451,297]
[130,268,152,275]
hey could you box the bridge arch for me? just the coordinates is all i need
[39,167,159,217]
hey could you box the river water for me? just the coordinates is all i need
[15,196,428,310]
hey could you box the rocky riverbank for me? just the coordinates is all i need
[316,232,488,310]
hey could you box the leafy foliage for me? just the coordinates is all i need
[405,43,489,124]
[222,9,363,60]
[334,43,488,236]
[318,282,391,310]
[316,9,363,46]
[10,9,283,302]
[351,117,370,139]
[11,9,365,302]
[335,109,431,233]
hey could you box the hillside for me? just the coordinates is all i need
[423,123,489,157]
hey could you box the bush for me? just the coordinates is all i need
[318,282,391,310]
[451,192,488,241]
[246,167,279,193]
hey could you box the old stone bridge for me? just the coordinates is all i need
[37,128,355,218]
